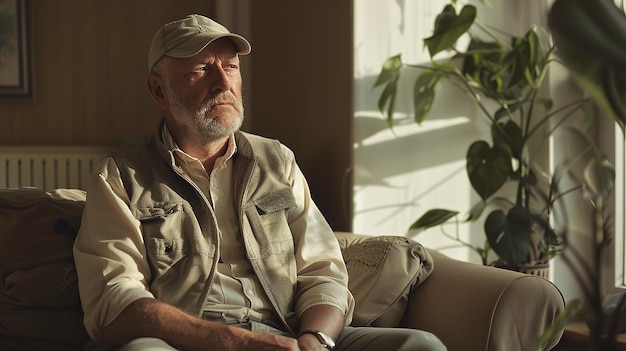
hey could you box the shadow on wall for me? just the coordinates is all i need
[353,72,487,184]
[352,72,491,262]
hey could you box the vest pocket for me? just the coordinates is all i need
[138,203,209,276]
[247,190,297,257]
[254,189,297,214]
[145,237,184,277]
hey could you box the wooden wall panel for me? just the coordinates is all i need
[247,1,354,231]
[0,0,215,146]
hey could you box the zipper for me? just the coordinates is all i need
[235,156,296,335]
[171,163,221,318]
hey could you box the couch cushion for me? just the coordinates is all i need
[335,232,434,327]
[0,188,88,349]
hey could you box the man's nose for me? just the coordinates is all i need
[210,66,232,93]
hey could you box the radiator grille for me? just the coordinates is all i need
[0,146,110,190]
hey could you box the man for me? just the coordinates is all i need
[73,14,446,351]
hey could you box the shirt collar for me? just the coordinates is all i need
[161,123,237,171]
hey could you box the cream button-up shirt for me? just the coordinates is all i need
[162,127,274,322]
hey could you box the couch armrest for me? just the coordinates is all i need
[403,250,565,351]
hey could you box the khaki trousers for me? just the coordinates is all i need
[89,323,446,351]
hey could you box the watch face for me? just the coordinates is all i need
[316,331,336,349]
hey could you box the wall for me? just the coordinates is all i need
[246,1,354,231]
[353,0,486,257]
[0,0,215,146]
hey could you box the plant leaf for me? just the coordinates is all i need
[525,28,540,73]
[549,0,626,128]
[374,55,404,127]
[462,39,510,99]
[505,28,542,92]
[466,140,511,200]
[492,120,523,161]
[373,54,403,87]
[494,102,521,121]
[412,70,444,124]
[484,206,533,265]
[378,80,399,128]
[509,38,532,90]
[466,200,486,221]
[536,299,583,350]
[424,4,476,58]
[409,208,459,230]
[602,65,626,130]
[583,158,616,201]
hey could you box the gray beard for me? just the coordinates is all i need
[168,90,245,140]
[191,103,244,139]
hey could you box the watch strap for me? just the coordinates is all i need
[299,329,335,350]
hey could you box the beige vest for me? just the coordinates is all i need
[114,129,299,332]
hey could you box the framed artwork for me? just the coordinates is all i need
[0,0,32,97]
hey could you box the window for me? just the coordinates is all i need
[614,125,625,289]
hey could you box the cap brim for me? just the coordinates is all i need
[166,33,251,59]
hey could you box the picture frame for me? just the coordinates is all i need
[0,0,33,98]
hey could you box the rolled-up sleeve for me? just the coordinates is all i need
[73,158,155,340]
[284,146,355,325]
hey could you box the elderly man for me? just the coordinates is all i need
[73,14,446,351]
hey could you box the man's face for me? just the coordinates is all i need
[159,38,244,141]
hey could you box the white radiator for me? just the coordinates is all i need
[0,146,111,190]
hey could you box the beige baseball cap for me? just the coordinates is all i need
[148,14,251,72]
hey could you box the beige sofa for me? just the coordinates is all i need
[0,187,565,351]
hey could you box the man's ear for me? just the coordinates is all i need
[146,75,169,109]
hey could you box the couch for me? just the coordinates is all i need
[0,187,565,351]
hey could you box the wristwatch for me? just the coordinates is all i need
[299,329,336,350]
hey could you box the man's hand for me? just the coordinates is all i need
[101,298,303,351]
[241,332,301,351]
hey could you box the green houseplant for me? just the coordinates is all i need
[373,1,593,271]
[545,0,626,349]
